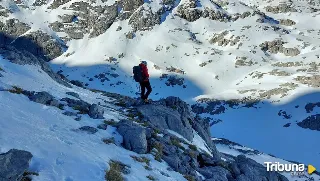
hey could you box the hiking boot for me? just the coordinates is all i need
[144,99,149,103]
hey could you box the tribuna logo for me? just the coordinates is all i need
[264,162,305,172]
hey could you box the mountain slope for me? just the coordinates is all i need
[1,0,320,180]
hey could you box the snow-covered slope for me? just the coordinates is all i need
[0,57,188,181]
[1,0,320,180]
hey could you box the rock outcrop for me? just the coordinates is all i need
[0,149,33,181]
[297,114,320,131]
[260,39,300,56]
[116,120,148,154]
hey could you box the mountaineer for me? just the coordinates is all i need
[133,61,152,103]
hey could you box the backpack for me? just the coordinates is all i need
[133,65,143,82]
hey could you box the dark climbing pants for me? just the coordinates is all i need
[140,81,152,100]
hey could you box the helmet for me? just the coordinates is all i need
[141,60,147,65]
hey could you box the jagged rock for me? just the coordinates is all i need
[0,149,33,181]
[279,19,296,26]
[70,80,84,87]
[281,47,300,56]
[294,75,320,87]
[240,11,251,19]
[177,7,202,22]
[202,8,231,22]
[197,166,231,180]
[121,0,144,12]
[33,0,47,6]
[88,104,104,119]
[49,0,72,9]
[28,91,59,107]
[66,92,80,99]
[60,97,91,113]
[116,119,147,154]
[89,5,118,38]
[265,4,297,14]
[233,155,289,181]
[11,30,65,61]
[79,126,98,134]
[165,76,184,86]
[129,4,161,31]
[260,39,300,56]
[297,114,320,131]
[49,21,64,32]
[137,103,194,141]
[192,116,220,160]
[0,19,30,39]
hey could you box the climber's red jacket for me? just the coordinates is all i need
[139,63,149,81]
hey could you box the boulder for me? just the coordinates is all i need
[60,98,90,113]
[197,166,230,181]
[234,155,289,181]
[116,120,147,154]
[28,91,58,106]
[0,149,33,181]
[88,104,104,119]
[137,104,194,141]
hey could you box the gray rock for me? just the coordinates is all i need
[191,116,220,159]
[28,91,58,106]
[116,120,147,154]
[60,97,91,113]
[88,104,104,119]
[89,5,118,38]
[281,47,300,56]
[63,111,78,116]
[234,155,289,181]
[0,149,33,181]
[137,104,194,141]
[97,124,108,130]
[49,0,72,9]
[66,92,80,99]
[11,30,65,61]
[265,4,297,14]
[165,76,185,87]
[297,114,320,131]
[121,0,144,12]
[279,19,296,26]
[197,166,230,180]
[0,19,31,38]
[79,126,98,134]
[177,6,202,22]
[33,0,48,6]
[129,4,161,31]
[70,80,84,87]
[294,75,320,87]
[260,39,300,56]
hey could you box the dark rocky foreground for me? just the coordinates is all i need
[108,95,289,181]
[0,149,33,181]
